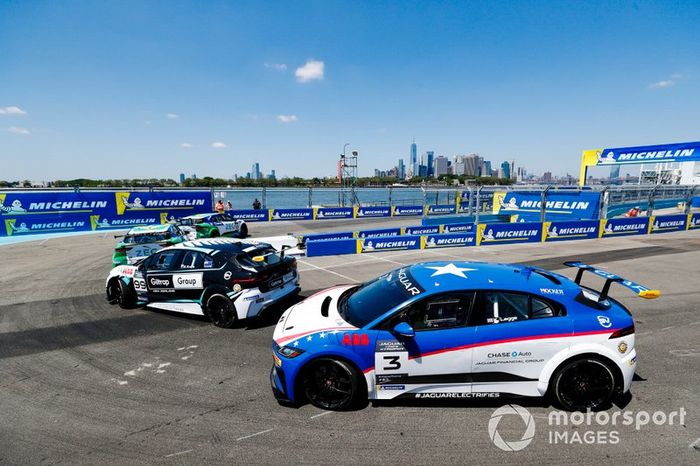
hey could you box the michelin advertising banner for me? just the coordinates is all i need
[0,190,210,237]
[493,190,600,221]
[477,222,543,245]
[595,141,700,166]
[543,220,600,242]
[359,235,421,253]
[403,225,440,236]
[689,213,700,229]
[356,206,391,218]
[422,233,476,249]
[392,205,424,216]
[442,223,475,234]
[600,217,650,237]
[229,209,269,222]
[425,205,457,216]
[650,214,687,234]
[270,208,314,221]
[356,227,403,238]
[315,207,354,220]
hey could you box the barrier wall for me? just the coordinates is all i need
[305,214,696,257]
[0,190,211,237]
[229,204,463,223]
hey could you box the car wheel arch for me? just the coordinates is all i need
[293,353,368,404]
[546,352,623,397]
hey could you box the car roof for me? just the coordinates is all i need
[406,261,580,294]
[182,213,218,220]
[126,224,173,234]
[164,237,264,255]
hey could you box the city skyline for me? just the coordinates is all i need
[2,1,699,181]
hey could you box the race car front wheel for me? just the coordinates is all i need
[205,293,237,328]
[238,224,248,238]
[552,358,616,411]
[302,358,364,411]
[109,279,136,309]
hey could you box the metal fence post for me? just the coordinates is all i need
[647,185,658,217]
[600,187,610,220]
[308,187,312,208]
[474,186,482,225]
[262,187,267,209]
[210,187,215,210]
[388,186,393,207]
[467,187,474,216]
[684,185,698,214]
[540,186,551,223]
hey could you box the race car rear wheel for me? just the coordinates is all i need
[552,358,616,411]
[205,293,237,328]
[238,224,248,238]
[110,278,136,309]
[302,358,363,411]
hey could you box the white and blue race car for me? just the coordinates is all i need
[271,261,659,411]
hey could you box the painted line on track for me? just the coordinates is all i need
[236,428,274,442]
[164,449,193,458]
[310,411,333,420]
[297,260,359,283]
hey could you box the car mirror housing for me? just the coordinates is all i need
[392,322,415,338]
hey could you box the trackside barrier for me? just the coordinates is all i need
[305,214,698,257]
[229,204,464,223]
[299,222,477,245]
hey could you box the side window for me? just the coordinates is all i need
[470,292,560,325]
[179,251,207,269]
[531,297,555,319]
[386,293,475,331]
[148,251,180,271]
[210,215,221,223]
[221,214,234,221]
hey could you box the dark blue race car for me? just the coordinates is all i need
[271,261,658,411]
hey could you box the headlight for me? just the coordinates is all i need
[278,346,305,358]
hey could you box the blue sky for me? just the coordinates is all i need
[1,0,698,181]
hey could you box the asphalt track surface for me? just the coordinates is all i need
[1,217,699,464]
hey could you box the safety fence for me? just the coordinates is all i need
[305,213,700,257]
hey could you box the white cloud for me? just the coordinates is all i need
[265,62,287,71]
[295,59,324,83]
[670,73,683,80]
[276,114,298,123]
[7,126,30,135]
[649,80,675,89]
[211,142,227,149]
[181,143,193,148]
[167,113,179,119]
[0,106,27,115]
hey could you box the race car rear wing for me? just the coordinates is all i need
[564,261,660,301]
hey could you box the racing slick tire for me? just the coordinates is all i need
[300,358,366,411]
[238,224,248,238]
[551,357,616,412]
[204,293,237,328]
[210,229,220,238]
[108,278,137,309]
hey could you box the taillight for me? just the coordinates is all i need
[609,325,635,339]
[115,247,127,254]
[233,275,265,288]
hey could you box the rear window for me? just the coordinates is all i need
[237,246,281,268]
[124,232,170,244]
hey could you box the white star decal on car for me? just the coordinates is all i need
[319,332,327,338]
[306,335,313,342]
[426,263,477,279]
[293,340,299,347]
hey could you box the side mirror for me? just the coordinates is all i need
[392,321,415,338]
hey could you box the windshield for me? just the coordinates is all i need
[338,268,424,327]
[123,232,172,244]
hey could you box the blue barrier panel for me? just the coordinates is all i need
[690,213,700,229]
[404,225,440,235]
[359,235,421,253]
[692,196,700,208]
[426,205,457,215]
[650,214,687,234]
[422,214,509,226]
[495,190,601,221]
[543,220,599,242]
[442,223,475,233]
[601,217,649,237]
[478,222,542,245]
[316,207,354,220]
[356,206,391,218]
[0,190,210,237]
[301,231,355,244]
[393,205,424,216]
[306,238,359,257]
[357,227,403,238]
[229,209,269,222]
[270,208,314,221]
[423,232,476,249]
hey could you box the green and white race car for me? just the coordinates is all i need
[176,213,248,239]
[112,224,194,266]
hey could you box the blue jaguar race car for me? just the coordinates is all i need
[271,261,659,411]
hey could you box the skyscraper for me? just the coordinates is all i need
[434,156,449,176]
[410,139,417,178]
[426,151,434,177]
[179,173,185,184]
[501,161,511,179]
[398,159,405,179]
[252,162,261,180]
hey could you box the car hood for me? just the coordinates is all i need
[273,285,357,346]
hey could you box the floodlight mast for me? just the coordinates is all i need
[338,144,360,207]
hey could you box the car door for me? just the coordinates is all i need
[372,292,476,400]
[469,290,571,397]
[144,249,183,302]
[171,250,210,301]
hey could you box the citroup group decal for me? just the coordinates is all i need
[477,222,542,245]
[600,217,650,237]
[650,214,687,234]
[543,220,600,242]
